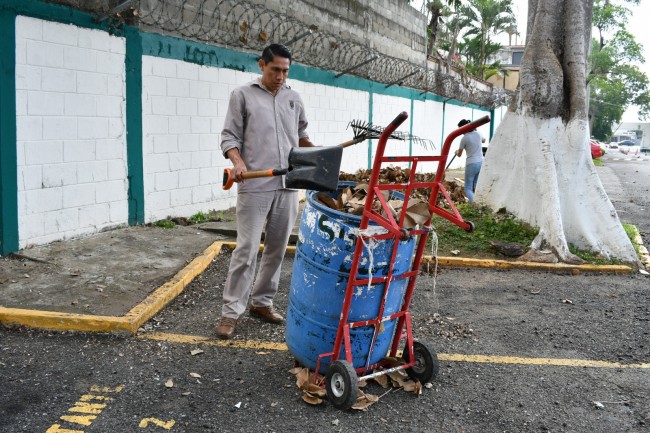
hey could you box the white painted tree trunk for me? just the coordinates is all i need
[475,0,638,265]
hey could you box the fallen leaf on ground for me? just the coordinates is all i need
[352,390,379,411]
[165,379,174,388]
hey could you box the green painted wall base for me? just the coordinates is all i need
[0,10,19,255]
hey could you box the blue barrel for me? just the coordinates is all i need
[285,182,417,373]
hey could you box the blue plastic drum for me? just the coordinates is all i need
[285,182,416,373]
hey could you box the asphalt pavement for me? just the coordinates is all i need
[1,160,650,432]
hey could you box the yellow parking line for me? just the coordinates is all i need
[137,332,650,369]
[137,331,288,351]
[438,353,650,369]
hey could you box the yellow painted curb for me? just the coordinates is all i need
[0,307,132,333]
[424,256,633,273]
[123,241,226,333]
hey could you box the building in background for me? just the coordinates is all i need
[486,45,525,91]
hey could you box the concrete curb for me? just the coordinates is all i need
[630,225,650,270]
[428,256,633,273]
[0,241,637,334]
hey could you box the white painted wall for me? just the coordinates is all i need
[13,16,497,248]
[295,81,369,174]
[15,16,127,248]
[141,56,251,222]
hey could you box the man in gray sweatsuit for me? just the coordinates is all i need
[217,44,315,339]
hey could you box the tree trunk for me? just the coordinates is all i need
[445,18,460,74]
[475,0,638,265]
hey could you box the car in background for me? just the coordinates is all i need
[618,139,641,155]
[590,140,603,159]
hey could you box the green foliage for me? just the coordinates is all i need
[190,211,211,224]
[428,0,515,79]
[589,0,650,140]
[623,223,641,256]
[429,203,538,258]
[568,223,639,265]
[568,245,625,265]
[592,157,604,166]
[215,211,235,222]
[457,0,516,78]
[430,204,637,265]
[154,219,175,228]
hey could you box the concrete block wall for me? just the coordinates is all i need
[372,94,413,161]
[260,0,427,64]
[293,81,370,174]
[15,16,127,248]
[141,56,252,223]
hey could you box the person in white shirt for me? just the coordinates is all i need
[455,119,483,204]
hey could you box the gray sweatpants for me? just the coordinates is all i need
[221,189,299,319]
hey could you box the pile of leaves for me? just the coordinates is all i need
[322,167,468,229]
[291,356,424,410]
[339,167,467,205]
[316,183,431,229]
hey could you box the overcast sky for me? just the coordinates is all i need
[410,0,649,123]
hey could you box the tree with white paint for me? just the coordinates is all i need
[476,0,639,265]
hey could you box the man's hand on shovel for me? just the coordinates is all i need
[221,120,433,191]
[223,148,285,191]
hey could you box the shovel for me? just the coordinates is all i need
[222,145,343,192]
[222,120,434,191]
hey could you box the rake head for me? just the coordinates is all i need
[348,119,436,150]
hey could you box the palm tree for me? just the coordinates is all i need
[460,0,517,79]
[424,0,464,57]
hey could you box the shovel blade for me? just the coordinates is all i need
[286,146,343,192]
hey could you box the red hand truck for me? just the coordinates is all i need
[316,111,491,409]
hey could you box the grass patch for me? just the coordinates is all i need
[190,211,211,224]
[593,158,604,166]
[429,203,538,259]
[623,223,641,256]
[569,224,639,265]
[568,245,624,265]
[429,204,638,265]
[215,211,235,222]
[154,219,175,229]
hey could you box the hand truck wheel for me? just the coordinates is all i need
[325,360,358,410]
[403,341,439,383]
[465,221,475,233]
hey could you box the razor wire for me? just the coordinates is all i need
[134,0,515,107]
[135,0,513,107]
[64,0,513,108]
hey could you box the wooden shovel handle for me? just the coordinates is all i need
[222,167,288,190]
[339,136,366,148]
